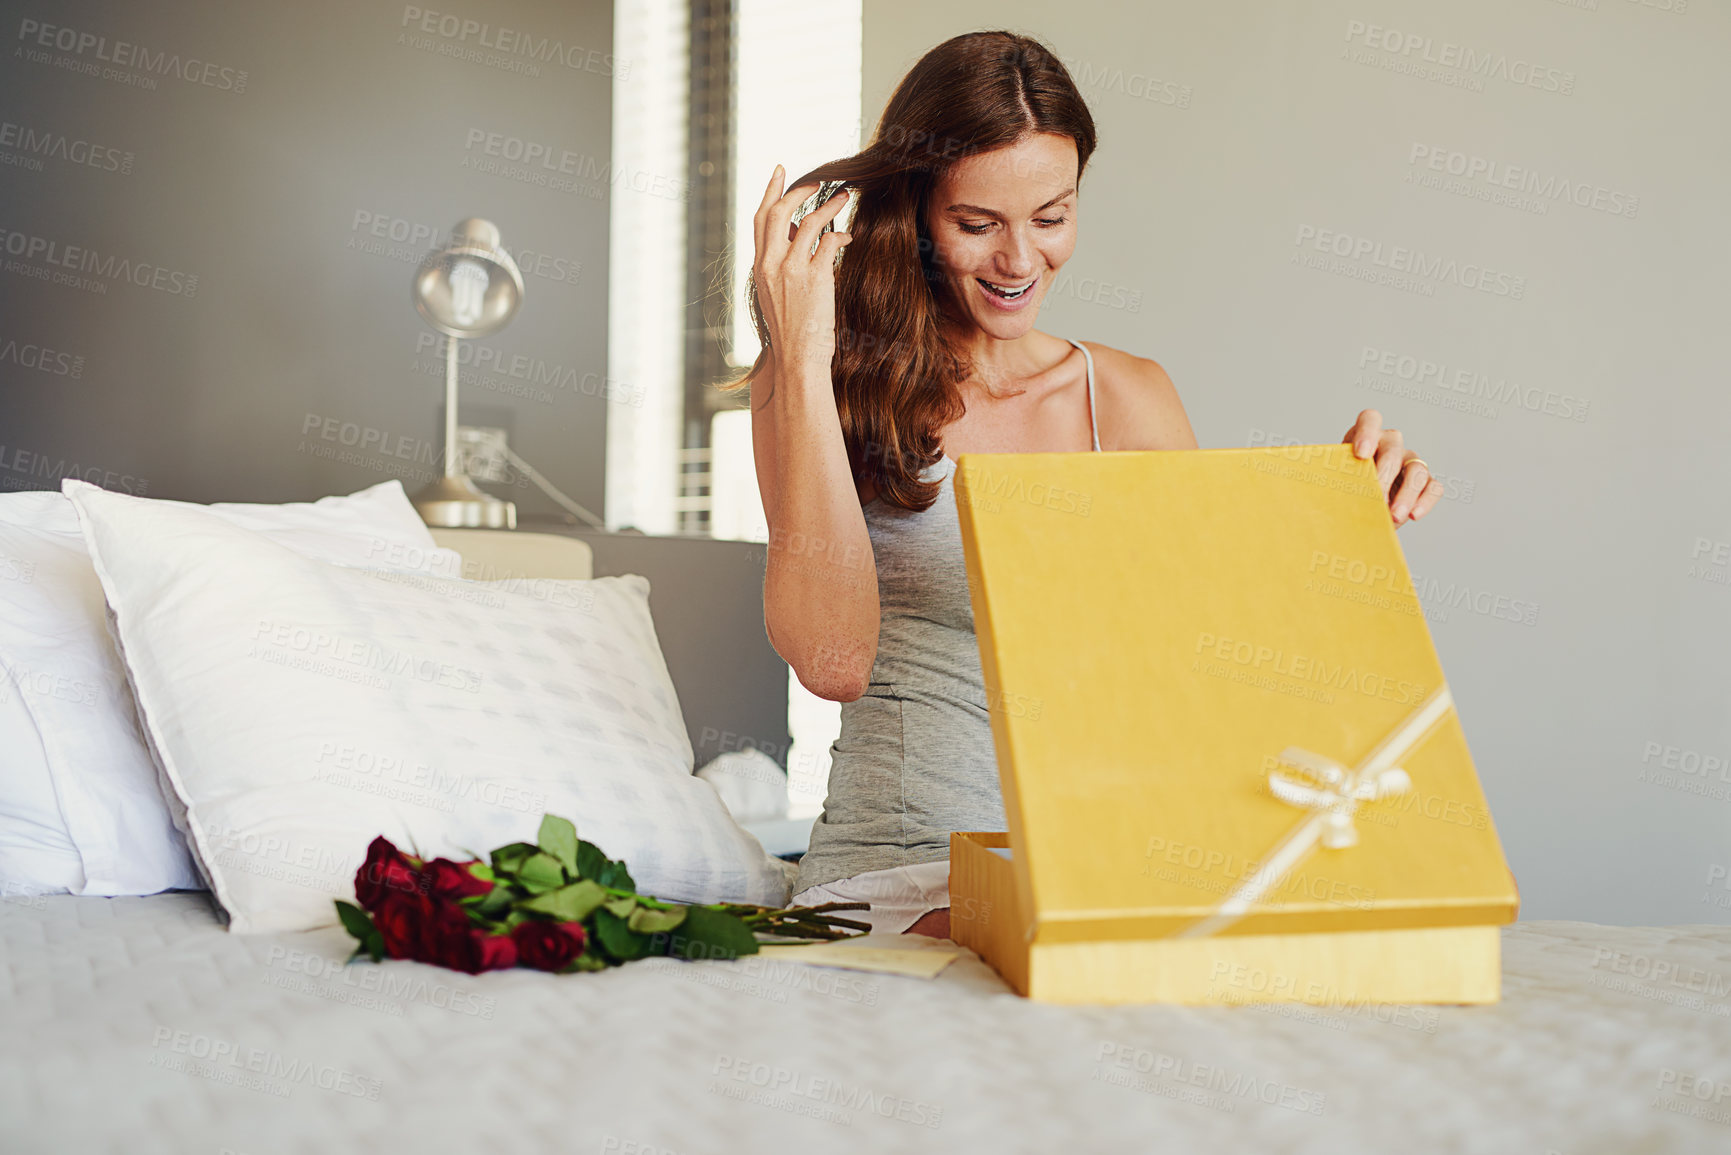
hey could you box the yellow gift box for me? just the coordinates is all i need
[948,444,1519,1006]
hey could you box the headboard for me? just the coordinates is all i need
[428,528,593,581]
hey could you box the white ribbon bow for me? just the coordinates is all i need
[1178,685,1454,939]
[1266,749,1412,851]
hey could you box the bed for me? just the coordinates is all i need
[7,527,1729,1153]
[3,893,1729,1153]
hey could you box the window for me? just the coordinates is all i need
[610,0,863,814]
[606,0,689,536]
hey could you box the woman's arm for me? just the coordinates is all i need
[752,349,880,702]
[749,167,879,703]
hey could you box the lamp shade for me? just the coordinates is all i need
[411,218,525,339]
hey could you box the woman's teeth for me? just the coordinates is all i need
[978,277,1035,300]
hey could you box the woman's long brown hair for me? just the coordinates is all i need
[721,29,1098,512]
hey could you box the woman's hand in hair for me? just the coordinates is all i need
[752,165,852,374]
[1343,409,1442,528]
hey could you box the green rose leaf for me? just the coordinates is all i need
[574,840,609,882]
[602,895,638,919]
[593,908,653,962]
[334,900,384,963]
[334,899,373,938]
[597,860,636,891]
[460,904,503,931]
[627,904,687,935]
[490,841,539,877]
[515,852,566,894]
[470,884,515,919]
[517,880,608,923]
[537,815,579,875]
[664,905,760,961]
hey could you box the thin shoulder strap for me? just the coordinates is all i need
[1067,337,1102,451]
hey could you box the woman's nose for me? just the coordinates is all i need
[993,230,1037,278]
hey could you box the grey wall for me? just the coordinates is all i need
[0,0,614,511]
[864,1,1730,926]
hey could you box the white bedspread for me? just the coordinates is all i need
[3,893,1728,1153]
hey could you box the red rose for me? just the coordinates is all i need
[373,890,435,962]
[512,920,588,971]
[419,900,472,967]
[463,929,520,973]
[423,900,519,974]
[354,836,423,910]
[422,857,494,901]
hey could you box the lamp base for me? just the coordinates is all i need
[412,475,517,529]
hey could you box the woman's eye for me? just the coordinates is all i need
[958,216,1068,235]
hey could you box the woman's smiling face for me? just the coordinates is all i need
[925,131,1080,340]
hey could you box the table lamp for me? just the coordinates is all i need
[410,217,525,529]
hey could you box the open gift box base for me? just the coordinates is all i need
[950,833,1502,1007]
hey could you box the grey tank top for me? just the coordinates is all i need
[795,338,1101,893]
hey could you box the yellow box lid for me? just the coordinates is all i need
[954,445,1519,944]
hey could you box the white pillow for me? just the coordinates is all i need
[0,673,81,895]
[64,480,792,933]
[696,748,791,824]
[0,481,461,897]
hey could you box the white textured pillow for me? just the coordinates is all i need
[64,480,792,933]
[696,748,791,824]
[0,481,461,897]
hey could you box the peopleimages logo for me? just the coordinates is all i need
[411,331,644,406]
[1689,537,1731,589]
[1293,225,1526,300]
[0,336,83,378]
[462,129,688,202]
[15,18,249,93]
[348,210,582,287]
[1408,574,1540,627]
[0,226,198,297]
[0,443,147,494]
[313,740,548,816]
[1357,346,1590,422]
[149,1026,381,1100]
[0,120,133,174]
[1060,54,1193,109]
[201,824,358,888]
[709,1055,943,1129]
[1342,19,1575,95]
[250,618,486,694]
[1407,144,1638,220]
[399,6,628,78]
[1192,631,1428,707]
[1094,1042,1327,1116]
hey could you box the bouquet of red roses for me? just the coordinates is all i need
[335,815,870,975]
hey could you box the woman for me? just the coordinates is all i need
[731,31,1442,939]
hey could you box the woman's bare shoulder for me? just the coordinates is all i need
[1073,340,1199,450]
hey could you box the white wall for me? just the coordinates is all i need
[863,0,1730,926]
[730,0,864,368]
